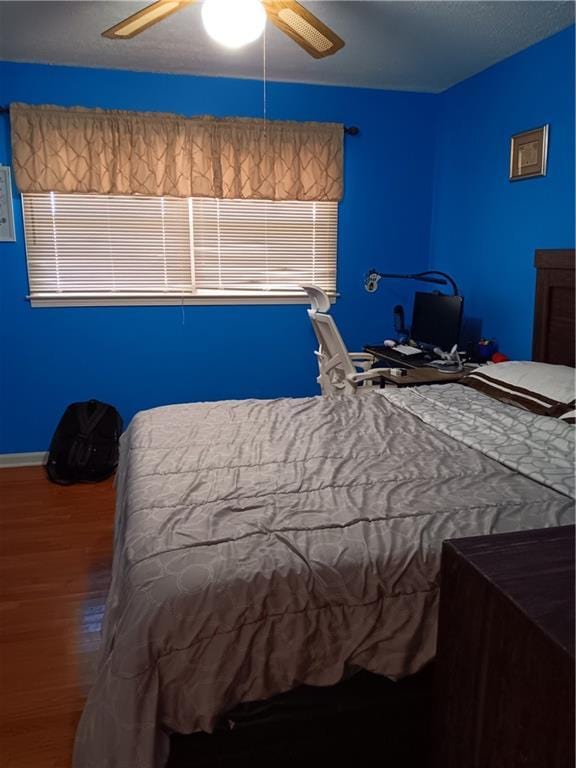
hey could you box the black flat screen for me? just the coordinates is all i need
[410,292,463,350]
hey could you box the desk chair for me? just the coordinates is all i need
[301,285,384,397]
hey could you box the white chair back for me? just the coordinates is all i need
[307,311,358,396]
[300,285,380,397]
[300,284,331,313]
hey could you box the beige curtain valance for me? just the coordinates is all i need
[10,103,343,202]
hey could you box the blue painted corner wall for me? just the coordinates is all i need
[0,25,574,452]
[429,26,575,359]
[0,63,436,452]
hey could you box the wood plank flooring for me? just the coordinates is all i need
[0,466,115,768]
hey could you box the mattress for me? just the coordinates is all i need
[74,385,575,768]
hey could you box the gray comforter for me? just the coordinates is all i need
[74,386,575,768]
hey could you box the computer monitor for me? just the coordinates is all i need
[410,292,464,351]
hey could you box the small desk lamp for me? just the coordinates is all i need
[364,270,460,297]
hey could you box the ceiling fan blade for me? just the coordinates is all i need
[102,0,196,39]
[262,0,344,59]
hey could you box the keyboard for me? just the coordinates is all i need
[394,344,423,357]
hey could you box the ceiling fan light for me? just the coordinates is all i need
[202,0,266,49]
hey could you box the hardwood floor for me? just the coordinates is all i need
[0,466,115,768]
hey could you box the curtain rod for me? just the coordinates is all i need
[0,105,358,134]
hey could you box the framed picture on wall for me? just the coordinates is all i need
[509,124,549,181]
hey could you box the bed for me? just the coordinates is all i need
[74,250,575,768]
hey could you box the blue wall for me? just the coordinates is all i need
[429,26,575,359]
[1,26,574,452]
[0,62,437,452]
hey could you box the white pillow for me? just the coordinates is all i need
[462,361,575,416]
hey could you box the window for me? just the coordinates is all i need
[22,193,338,306]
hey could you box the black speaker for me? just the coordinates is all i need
[393,305,407,336]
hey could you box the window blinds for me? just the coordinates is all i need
[22,192,338,302]
[23,193,193,296]
[191,198,338,294]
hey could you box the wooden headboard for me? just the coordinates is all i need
[532,249,575,366]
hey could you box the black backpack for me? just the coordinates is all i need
[46,400,123,485]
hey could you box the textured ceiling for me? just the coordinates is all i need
[0,1,574,92]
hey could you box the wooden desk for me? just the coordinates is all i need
[376,367,466,387]
[435,526,575,768]
[365,344,432,369]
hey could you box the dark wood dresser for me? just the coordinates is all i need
[435,525,575,768]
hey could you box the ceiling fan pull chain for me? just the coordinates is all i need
[262,26,270,287]
[263,23,267,124]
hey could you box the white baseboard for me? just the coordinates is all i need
[0,451,48,468]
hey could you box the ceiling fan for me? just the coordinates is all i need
[102,0,345,59]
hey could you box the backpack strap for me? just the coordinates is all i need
[78,401,109,437]
[68,401,109,470]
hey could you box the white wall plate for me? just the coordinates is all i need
[0,166,16,242]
